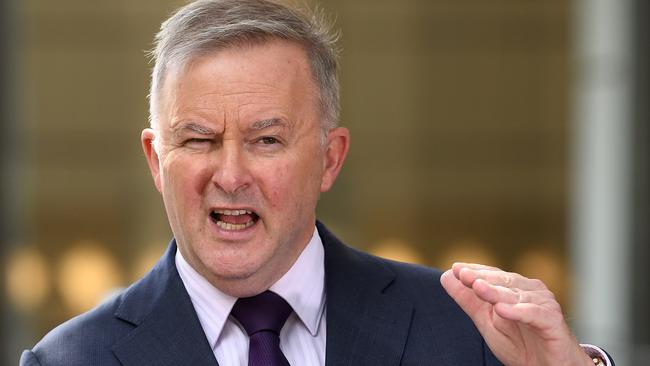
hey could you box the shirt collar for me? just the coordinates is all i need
[269,227,325,336]
[175,226,326,348]
[175,247,237,350]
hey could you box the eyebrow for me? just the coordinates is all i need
[249,118,288,131]
[172,122,215,135]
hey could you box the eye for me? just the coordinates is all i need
[188,138,210,143]
[259,136,280,145]
[184,138,212,147]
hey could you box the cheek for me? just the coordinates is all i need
[163,155,213,203]
[257,157,323,209]
[258,164,290,209]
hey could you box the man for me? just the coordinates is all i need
[20,0,612,365]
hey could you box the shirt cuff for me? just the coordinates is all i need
[581,344,612,366]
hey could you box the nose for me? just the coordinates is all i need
[210,142,252,195]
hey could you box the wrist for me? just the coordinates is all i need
[577,349,597,366]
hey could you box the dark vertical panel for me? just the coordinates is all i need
[632,0,649,362]
[1,0,23,362]
[0,0,10,361]
[0,0,21,248]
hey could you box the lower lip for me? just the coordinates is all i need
[207,216,260,241]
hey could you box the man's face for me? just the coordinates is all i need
[142,40,348,296]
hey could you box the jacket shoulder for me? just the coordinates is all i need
[27,291,133,366]
[330,243,503,365]
[23,243,179,366]
[363,252,456,307]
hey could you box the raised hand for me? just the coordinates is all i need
[440,263,593,366]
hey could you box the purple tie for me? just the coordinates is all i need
[231,291,292,366]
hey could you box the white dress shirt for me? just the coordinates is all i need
[176,227,326,366]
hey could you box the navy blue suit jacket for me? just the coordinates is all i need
[21,223,504,365]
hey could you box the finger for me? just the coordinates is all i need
[472,279,556,306]
[441,270,492,318]
[488,306,521,341]
[493,302,564,332]
[471,279,519,304]
[458,267,548,292]
[443,272,528,351]
[451,262,501,279]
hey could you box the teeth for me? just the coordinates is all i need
[215,209,251,216]
[215,220,255,231]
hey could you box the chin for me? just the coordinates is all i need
[209,264,259,281]
[205,261,275,297]
[205,253,269,281]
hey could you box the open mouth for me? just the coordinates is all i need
[209,209,259,231]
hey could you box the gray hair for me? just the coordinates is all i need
[148,0,340,134]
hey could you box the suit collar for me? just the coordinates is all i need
[319,222,414,366]
[111,241,219,366]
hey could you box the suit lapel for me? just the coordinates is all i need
[319,223,413,366]
[111,242,219,366]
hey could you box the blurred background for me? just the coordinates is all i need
[0,0,647,364]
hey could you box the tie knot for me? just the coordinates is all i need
[231,291,293,336]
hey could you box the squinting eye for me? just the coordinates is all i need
[185,138,212,146]
[185,138,210,144]
[259,137,279,145]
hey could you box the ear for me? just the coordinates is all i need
[320,127,350,192]
[141,128,163,193]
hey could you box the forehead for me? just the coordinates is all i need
[158,40,319,125]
